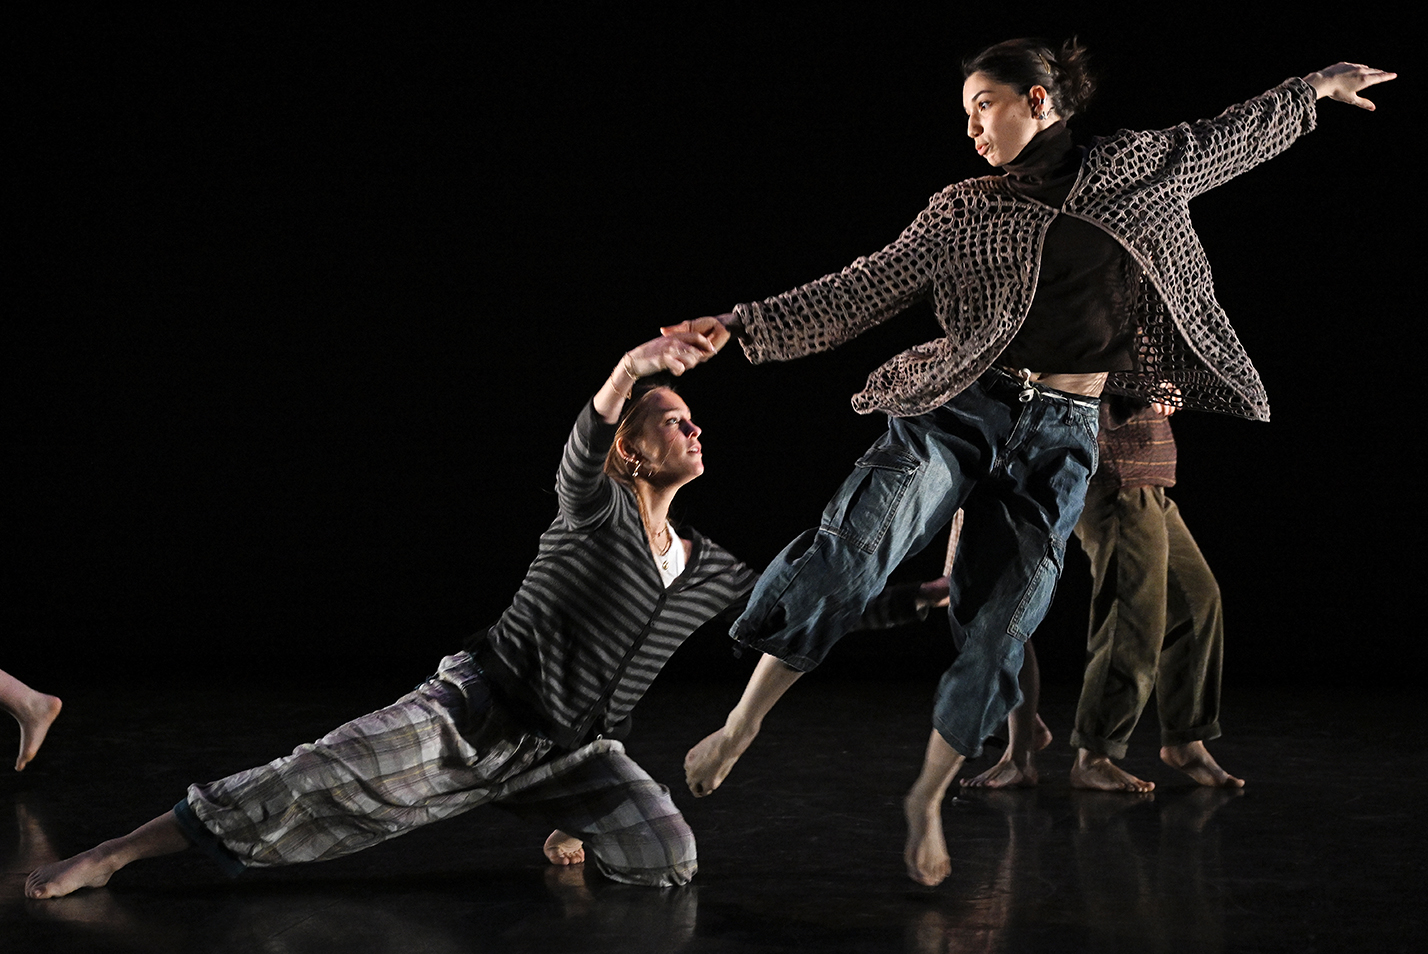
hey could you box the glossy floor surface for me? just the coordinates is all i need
[4,679,1423,953]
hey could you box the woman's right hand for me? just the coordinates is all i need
[626,330,720,378]
[1303,63,1396,110]
[597,331,720,423]
[660,316,734,354]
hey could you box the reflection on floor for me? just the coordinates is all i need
[3,679,1424,953]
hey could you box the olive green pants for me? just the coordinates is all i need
[1070,484,1224,759]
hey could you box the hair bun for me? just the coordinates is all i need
[1053,38,1096,116]
[963,37,1097,120]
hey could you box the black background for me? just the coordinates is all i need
[7,5,1415,693]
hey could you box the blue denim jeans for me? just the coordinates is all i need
[731,369,1100,757]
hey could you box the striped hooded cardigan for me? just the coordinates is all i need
[467,400,929,751]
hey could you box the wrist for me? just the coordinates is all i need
[724,710,759,741]
[620,351,640,381]
[1303,72,1329,99]
[609,352,640,400]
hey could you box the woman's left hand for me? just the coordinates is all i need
[1304,63,1396,110]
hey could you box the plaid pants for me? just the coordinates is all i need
[182,653,696,887]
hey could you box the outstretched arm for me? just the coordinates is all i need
[1303,62,1396,111]
[561,328,723,524]
[1146,61,1394,200]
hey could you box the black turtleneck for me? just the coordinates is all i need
[995,122,1137,374]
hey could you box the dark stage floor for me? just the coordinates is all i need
[3,678,1423,953]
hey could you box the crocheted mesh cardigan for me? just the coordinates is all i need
[732,78,1319,422]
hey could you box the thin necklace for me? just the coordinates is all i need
[638,493,673,565]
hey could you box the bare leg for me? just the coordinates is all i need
[1161,740,1244,788]
[543,829,586,866]
[902,731,971,885]
[685,654,803,796]
[962,643,1048,789]
[0,668,63,772]
[903,728,966,886]
[1069,748,1155,793]
[25,809,193,899]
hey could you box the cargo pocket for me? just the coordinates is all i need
[1007,534,1067,641]
[821,444,923,554]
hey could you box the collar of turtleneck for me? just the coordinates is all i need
[1000,120,1078,184]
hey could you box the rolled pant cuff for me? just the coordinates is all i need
[933,720,983,760]
[595,858,698,887]
[1160,720,1221,748]
[1068,730,1130,761]
[173,798,248,879]
[728,633,819,673]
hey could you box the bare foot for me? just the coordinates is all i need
[903,794,951,886]
[14,693,62,772]
[25,845,122,899]
[1031,714,1052,752]
[1161,741,1244,788]
[1070,750,1155,793]
[960,752,1038,789]
[543,829,585,866]
[684,724,756,797]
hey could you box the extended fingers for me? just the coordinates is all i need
[1335,64,1396,110]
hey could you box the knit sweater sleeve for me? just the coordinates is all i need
[1129,77,1318,199]
[729,189,955,365]
[851,582,932,631]
[554,399,620,530]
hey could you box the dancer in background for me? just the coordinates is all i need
[680,39,1393,885]
[26,327,945,900]
[962,396,1242,792]
[2,668,62,771]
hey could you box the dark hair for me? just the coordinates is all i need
[603,374,678,486]
[962,38,1096,120]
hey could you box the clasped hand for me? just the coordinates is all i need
[626,328,721,378]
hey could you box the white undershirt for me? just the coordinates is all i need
[654,525,685,588]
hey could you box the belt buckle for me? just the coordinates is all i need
[1013,368,1036,404]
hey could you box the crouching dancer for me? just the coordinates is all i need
[27,327,947,899]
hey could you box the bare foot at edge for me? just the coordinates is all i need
[960,752,1038,789]
[684,724,756,797]
[902,795,951,886]
[543,829,585,866]
[26,846,121,899]
[1161,741,1245,788]
[1070,752,1155,793]
[15,694,62,772]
